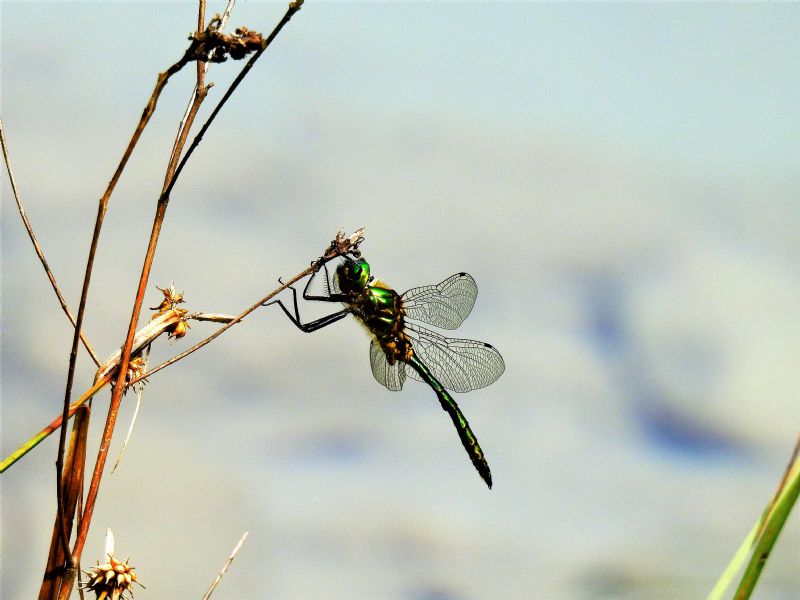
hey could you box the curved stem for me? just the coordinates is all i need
[0,119,101,366]
[61,7,305,597]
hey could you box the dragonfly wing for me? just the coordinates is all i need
[405,323,505,392]
[401,273,478,330]
[369,338,406,391]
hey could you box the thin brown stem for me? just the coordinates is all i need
[63,6,304,595]
[0,118,100,366]
[202,531,249,600]
[163,3,303,199]
[130,264,316,384]
[163,0,209,190]
[52,43,198,581]
[130,227,364,386]
[61,201,167,600]
[46,5,303,595]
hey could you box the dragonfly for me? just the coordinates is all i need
[269,255,505,488]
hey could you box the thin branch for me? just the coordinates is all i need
[166,0,236,179]
[163,0,210,190]
[201,532,249,600]
[0,118,101,366]
[163,2,303,201]
[131,263,315,384]
[129,227,364,386]
[0,309,184,474]
[53,29,204,572]
[62,7,305,596]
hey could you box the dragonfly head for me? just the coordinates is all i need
[335,257,371,294]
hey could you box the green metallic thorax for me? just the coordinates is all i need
[336,259,414,365]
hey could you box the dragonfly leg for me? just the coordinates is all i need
[272,301,348,333]
[302,263,349,303]
[266,284,349,333]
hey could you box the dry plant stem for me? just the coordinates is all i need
[163,0,208,189]
[0,309,186,473]
[202,531,249,600]
[130,263,316,384]
[39,407,90,600]
[168,0,236,172]
[0,118,100,366]
[165,3,302,192]
[61,8,303,596]
[61,204,167,600]
[130,227,365,386]
[219,0,237,31]
[53,38,201,573]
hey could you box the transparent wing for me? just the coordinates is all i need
[369,337,407,391]
[401,273,478,330]
[405,323,505,392]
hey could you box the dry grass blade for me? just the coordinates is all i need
[0,309,184,474]
[60,8,308,597]
[128,227,366,386]
[202,532,249,600]
[0,118,100,366]
[39,406,90,600]
[111,348,150,474]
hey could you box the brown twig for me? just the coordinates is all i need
[0,308,190,474]
[129,228,365,386]
[39,407,90,600]
[163,0,210,190]
[0,118,101,367]
[163,3,303,197]
[51,20,207,576]
[60,6,305,597]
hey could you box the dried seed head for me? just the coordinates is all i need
[168,317,191,340]
[125,356,147,383]
[81,554,144,600]
[150,283,185,317]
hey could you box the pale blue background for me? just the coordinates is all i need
[2,2,799,599]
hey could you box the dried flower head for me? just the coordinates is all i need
[150,283,185,317]
[81,554,143,600]
[168,317,191,340]
[125,356,147,384]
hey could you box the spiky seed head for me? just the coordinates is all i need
[81,554,143,600]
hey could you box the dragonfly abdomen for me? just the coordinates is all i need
[407,354,492,488]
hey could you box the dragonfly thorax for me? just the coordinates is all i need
[348,279,414,365]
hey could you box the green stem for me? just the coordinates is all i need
[707,439,800,600]
[733,452,800,599]
[706,520,759,600]
[0,377,109,473]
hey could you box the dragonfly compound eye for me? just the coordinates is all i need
[352,259,371,288]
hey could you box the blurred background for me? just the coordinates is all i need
[2,2,798,598]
